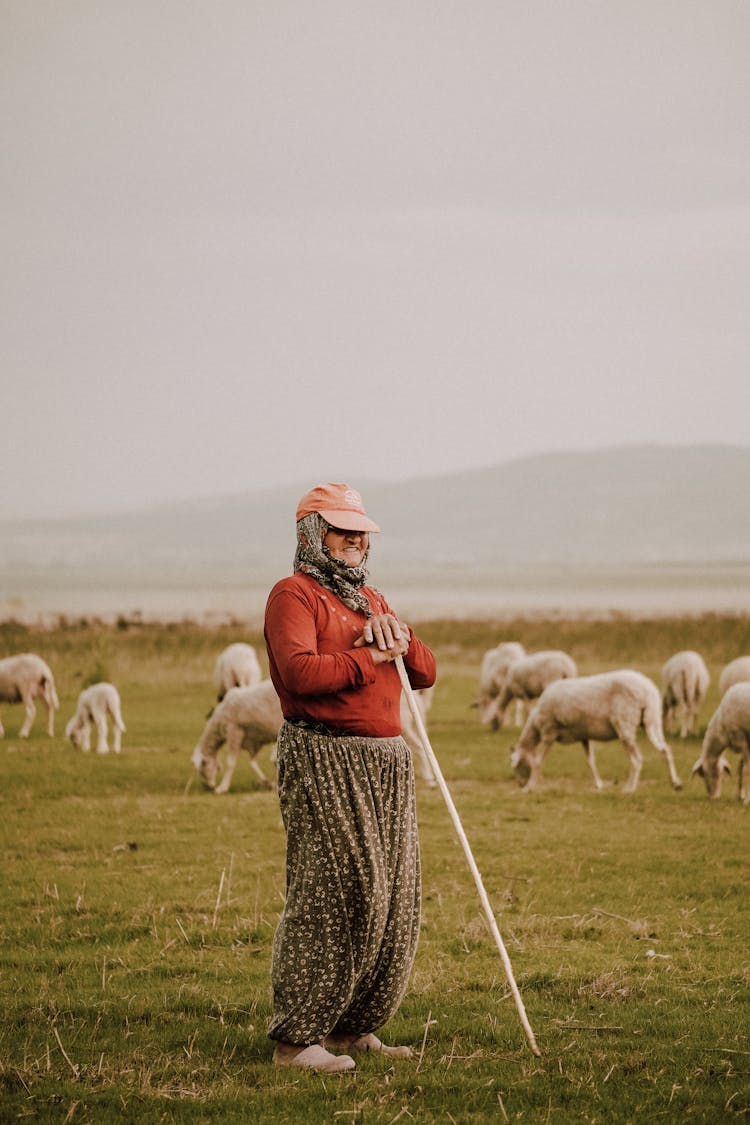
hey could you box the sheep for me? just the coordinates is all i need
[661,650,710,738]
[691,683,750,803]
[477,642,526,729]
[192,679,282,794]
[65,682,126,754]
[213,642,262,701]
[510,670,683,794]
[719,656,750,697]
[400,685,437,787]
[493,650,578,730]
[0,653,60,738]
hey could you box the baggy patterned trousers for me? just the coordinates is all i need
[269,721,421,1045]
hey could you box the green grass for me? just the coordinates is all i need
[1,616,749,1123]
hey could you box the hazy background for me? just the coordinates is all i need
[3,1,749,522]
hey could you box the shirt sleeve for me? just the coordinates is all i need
[402,631,438,690]
[265,582,377,697]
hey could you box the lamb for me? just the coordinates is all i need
[691,683,750,803]
[661,650,710,738]
[493,650,578,730]
[192,679,282,794]
[719,656,750,697]
[477,642,526,729]
[400,685,437,787]
[65,682,126,754]
[213,642,262,701]
[0,653,60,738]
[510,670,683,794]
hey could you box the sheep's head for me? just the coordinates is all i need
[192,745,218,790]
[510,744,532,786]
[476,691,499,728]
[692,752,731,799]
[65,716,83,749]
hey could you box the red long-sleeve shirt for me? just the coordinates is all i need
[264,573,437,737]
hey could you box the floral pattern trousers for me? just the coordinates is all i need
[269,721,421,1046]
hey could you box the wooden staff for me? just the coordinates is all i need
[396,655,541,1057]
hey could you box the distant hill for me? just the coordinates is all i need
[2,445,749,592]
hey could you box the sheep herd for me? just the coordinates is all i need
[1,642,750,804]
[480,643,750,803]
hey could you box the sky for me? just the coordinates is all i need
[2,1,749,519]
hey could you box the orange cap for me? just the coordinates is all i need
[295,483,381,532]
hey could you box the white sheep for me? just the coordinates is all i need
[192,680,282,794]
[65,682,126,754]
[691,683,750,803]
[213,642,262,701]
[510,670,683,794]
[719,656,750,697]
[477,642,526,729]
[493,650,578,730]
[661,650,710,738]
[400,685,437,787]
[0,653,60,738]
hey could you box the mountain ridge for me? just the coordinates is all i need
[2,444,748,586]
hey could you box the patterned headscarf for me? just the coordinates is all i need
[293,512,373,617]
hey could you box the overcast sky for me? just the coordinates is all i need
[2,1,749,519]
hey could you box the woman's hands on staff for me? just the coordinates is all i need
[353,614,411,664]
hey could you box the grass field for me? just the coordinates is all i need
[1,614,749,1123]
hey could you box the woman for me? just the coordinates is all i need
[264,482,437,1073]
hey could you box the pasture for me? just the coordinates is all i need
[1,614,749,1123]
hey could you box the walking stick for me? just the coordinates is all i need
[396,656,541,1057]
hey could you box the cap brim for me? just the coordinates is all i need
[319,508,381,533]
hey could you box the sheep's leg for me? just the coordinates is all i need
[739,750,750,804]
[248,751,274,789]
[414,742,437,787]
[45,700,55,737]
[679,700,696,739]
[80,721,92,752]
[495,688,514,731]
[95,716,109,754]
[0,713,4,738]
[111,704,125,753]
[621,738,644,794]
[649,734,683,790]
[215,725,242,794]
[582,740,609,790]
[513,698,525,727]
[19,694,36,738]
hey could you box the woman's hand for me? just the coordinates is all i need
[353,614,411,663]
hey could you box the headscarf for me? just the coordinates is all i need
[293,512,373,617]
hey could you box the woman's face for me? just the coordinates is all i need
[323,525,369,568]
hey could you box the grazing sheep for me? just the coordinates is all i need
[494,650,578,730]
[477,642,526,729]
[213,642,262,702]
[0,653,60,738]
[510,670,683,794]
[401,685,437,787]
[65,682,126,754]
[192,680,282,794]
[661,650,710,737]
[692,683,750,803]
[719,656,750,697]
